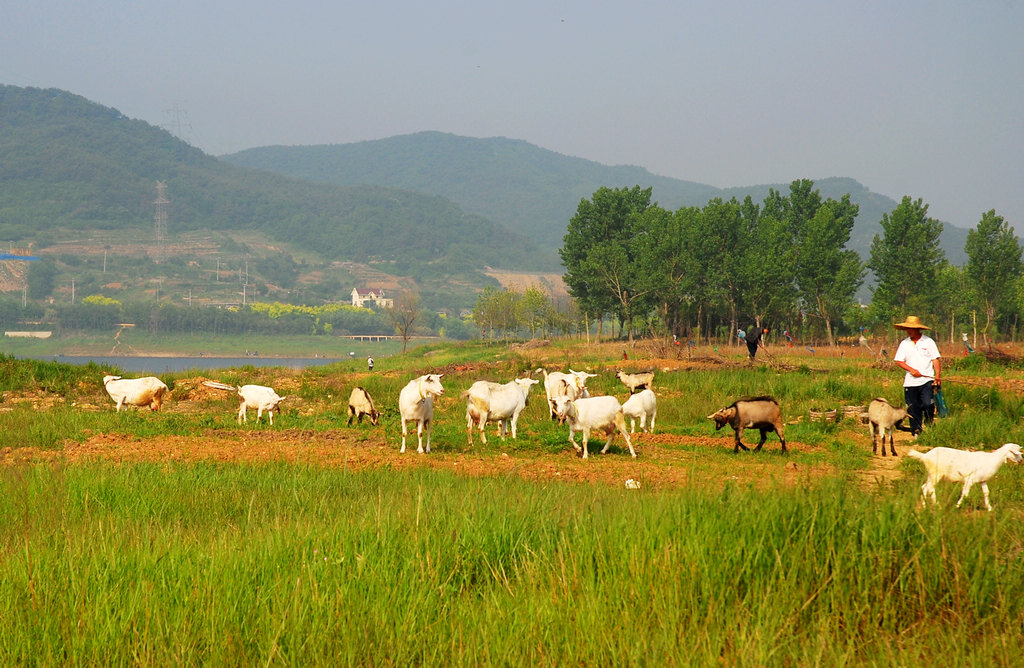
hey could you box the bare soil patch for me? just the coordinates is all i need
[1,421,915,493]
[2,430,834,491]
[484,269,569,299]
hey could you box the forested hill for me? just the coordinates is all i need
[223,131,969,265]
[0,86,549,273]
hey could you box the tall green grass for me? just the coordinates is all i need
[0,354,108,396]
[0,464,1021,665]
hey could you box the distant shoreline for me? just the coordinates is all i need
[2,333,428,360]
[51,351,344,360]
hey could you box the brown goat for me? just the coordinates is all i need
[707,396,787,453]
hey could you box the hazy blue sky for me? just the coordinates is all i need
[2,1,1021,231]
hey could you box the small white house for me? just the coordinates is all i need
[351,288,394,309]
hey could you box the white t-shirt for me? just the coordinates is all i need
[894,334,941,387]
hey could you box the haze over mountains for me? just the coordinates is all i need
[224,131,970,266]
[1,83,972,309]
[0,86,545,279]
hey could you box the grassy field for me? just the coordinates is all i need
[1,340,1024,664]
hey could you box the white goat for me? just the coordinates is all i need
[622,389,657,433]
[552,395,636,459]
[464,377,539,445]
[617,369,654,394]
[908,443,1023,511]
[103,375,169,412]
[202,381,286,425]
[867,397,909,457]
[398,374,445,453]
[347,387,380,425]
[535,368,594,422]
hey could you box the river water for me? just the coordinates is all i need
[24,355,354,374]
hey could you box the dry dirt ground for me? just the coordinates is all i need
[0,370,912,493]
[0,428,913,489]
[0,427,910,492]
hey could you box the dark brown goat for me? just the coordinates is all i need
[707,396,787,453]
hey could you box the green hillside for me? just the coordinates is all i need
[224,131,970,265]
[0,86,549,279]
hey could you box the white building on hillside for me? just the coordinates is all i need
[351,288,394,309]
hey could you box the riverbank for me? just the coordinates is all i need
[0,331,431,359]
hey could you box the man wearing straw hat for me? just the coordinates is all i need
[893,315,942,437]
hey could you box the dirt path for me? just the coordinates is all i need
[1,427,913,492]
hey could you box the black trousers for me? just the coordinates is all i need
[904,381,935,435]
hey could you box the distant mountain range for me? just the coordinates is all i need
[0,86,547,280]
[0,83,971,310]
[223,131,969,265]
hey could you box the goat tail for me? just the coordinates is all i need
[906,449,925,461]
[202,381,237,392]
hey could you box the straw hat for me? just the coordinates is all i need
[894,315,930,330]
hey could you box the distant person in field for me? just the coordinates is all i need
[961,332,974,355]
[893,315,941,437]
[745,325,766,361]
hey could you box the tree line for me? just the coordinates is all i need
[559,181,1023,345]
[471,285,585,340]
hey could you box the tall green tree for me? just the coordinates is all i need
[789,186,864,346]
[518,286,551,339]
[635,205,699,337]
[738,193,797,331]
[472,286,500,339]
[698,198,746,341]
[561,186,654,342]
[935,264,974,345]
[964,209,1023,337]
[867,197,945,323]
